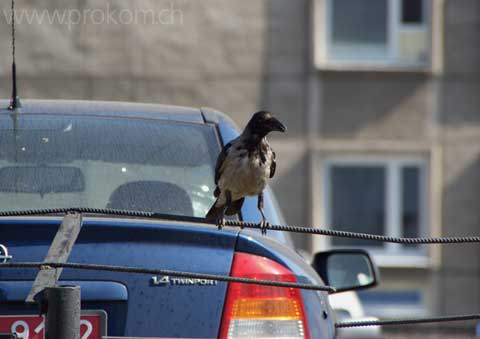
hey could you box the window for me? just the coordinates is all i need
[323,157,428,264]
[0,115,219,218]
[330,0,389,61]
[315,0,430,68]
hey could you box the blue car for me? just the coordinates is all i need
[0,100,377,339]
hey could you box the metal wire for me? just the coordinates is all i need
[3,262,480,328]
[3,209,480,327]
[336,314,480,328]
[0,262,336,293]
[0,207,479,244]
[0,207,156,218]
[226,220,480,244]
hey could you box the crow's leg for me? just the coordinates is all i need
[217,190,232,230]
[257,192,270,235]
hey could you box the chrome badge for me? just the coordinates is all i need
[0,244,12,263]
[151,276,217,286]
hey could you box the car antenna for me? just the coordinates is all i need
[7,0,21,145]
[8,0,21,111]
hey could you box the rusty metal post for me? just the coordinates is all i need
[45,286,80,339]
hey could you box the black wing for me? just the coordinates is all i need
[214,141,234,186]
[270,150,277,179]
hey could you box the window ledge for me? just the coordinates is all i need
[316,62,432,75]
[372,253,430,268]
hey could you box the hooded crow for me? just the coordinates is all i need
[206,111,286,235]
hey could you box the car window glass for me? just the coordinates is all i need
[0,115,218,218]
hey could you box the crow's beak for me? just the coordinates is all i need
[268,117,287,133]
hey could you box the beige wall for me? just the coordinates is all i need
[310,0,480,322]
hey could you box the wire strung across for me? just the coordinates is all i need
[336,314,480,328]
[0,261,335,293]
[0,207,479,244]
[3,208,480,328]
[2,262,480,328]
[226,220,480,244]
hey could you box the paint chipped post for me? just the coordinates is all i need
[45,286,81,339]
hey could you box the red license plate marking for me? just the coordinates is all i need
[0,313,105,339]
[0,315,43,339]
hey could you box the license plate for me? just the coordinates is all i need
[0,311,106,339]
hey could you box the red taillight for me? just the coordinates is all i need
[219,252,310,339]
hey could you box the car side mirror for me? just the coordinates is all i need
[312,249,378,293]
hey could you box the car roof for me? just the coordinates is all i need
[0,99,206,124]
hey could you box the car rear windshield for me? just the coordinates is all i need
[0,114,219,218]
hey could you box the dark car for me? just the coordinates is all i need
[0,100,377,339]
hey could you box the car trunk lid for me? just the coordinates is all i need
[0,217,238,338]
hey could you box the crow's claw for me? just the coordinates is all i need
[259,219,270,236]
[216,216,226,231]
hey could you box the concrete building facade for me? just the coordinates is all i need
[0,0,479,334]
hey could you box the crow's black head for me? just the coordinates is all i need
[245,111,286,137]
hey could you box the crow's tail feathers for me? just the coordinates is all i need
[205,198,245,221]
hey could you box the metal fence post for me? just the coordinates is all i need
[45,286,80,339]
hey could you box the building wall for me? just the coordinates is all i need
[319,73,433,140]
[311,0,480,326]
[437,0,480,316]
[314,83,442,318]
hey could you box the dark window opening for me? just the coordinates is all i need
[402,0,424,24]
[402,166,421,248]
[330,166,386,248]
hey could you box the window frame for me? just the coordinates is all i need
[315,0,432,70]
[322,155,429,267]
[358,289,428,318]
